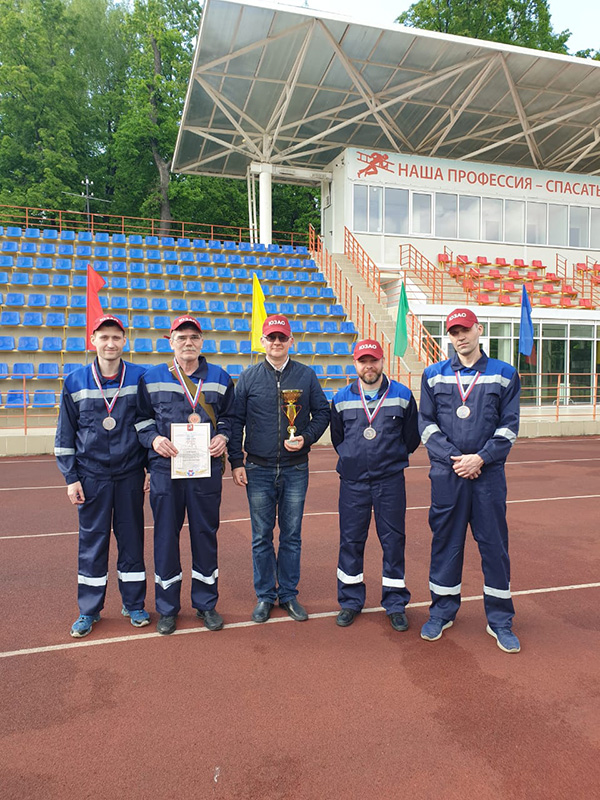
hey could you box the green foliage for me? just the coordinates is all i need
[398,0,570,53]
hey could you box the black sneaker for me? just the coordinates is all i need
[389,612,409,632]
[196,608,224,631]
[336,608,359,627]
[157,614,177,635]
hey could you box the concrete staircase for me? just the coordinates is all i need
[332,252,425,397]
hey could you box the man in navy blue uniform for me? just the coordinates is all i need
[419,308,521,653]
[55,314,150,638]
[330,339,420,631]
[229,314,330,624]
[136,316,234,635]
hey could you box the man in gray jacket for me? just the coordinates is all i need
[229,315,330,624]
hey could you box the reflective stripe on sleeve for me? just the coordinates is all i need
[484,584,512,599]
[337,568,364,584]
[421,424,441,444]
[54,447,76,456]
[154,572,183,590]
[78,574,108,587]
[494,427,517,443]
[429,581,461,596]
[117,570,146,583]
[191,568,218,585]
[382,576,406,588]
[135,419,155,432]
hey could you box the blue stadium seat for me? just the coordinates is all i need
[329,304,345,316]
[312,304,328,316]
[133,314,151,329]
[112,261,127,273]
[311,365,325,377]
[171,299,188,312]
[55,258,73,271]
[129,262,144,275]
[73,259,88,272]
[51,274,69,288]
[345,364,358,377]
[149,279,166,292]
[296,303,311,315]
[111,276,128,290]
[273,258,286,269]
[60,230,76,243]
[63,362,82,375]
[19,241,36,254]
[95,232,110,243]
[326,365,344,377]
[177,238,191,249]
[190,300,207,314]
[128,235,143,246]
[219,340,237,355]
[289,320,303,334]
[72,275,87,288]
[111,247,127,259]
[259,259,274,269]
[238,283,252,296]
[110,297,128,310]
[198,265,215,278]
[296,342,313,355]
[25,228,41,240]
[227,301,243,314]
[244,302,253,314]
[131,297,149,310]
[2,241,18,253]
[0,336,15,351]
[281,245,294,255]
[6,292,26,307]
[38,363,60,380]
[131,278,147,291]
[232,268,248,280]
[76,245,92,257]
[197,318,212,332]
[239,340,251,354]
[208,240,221,250]
[243,256,258,267]
[340,321,356,334]
[39,243,56,255]
[23,312,43,327]
[70,296,86,308]
[182,262,197,276]
[153,316,170,330]
[45,315,66,329]
[49,295,68,309]
[315,342,332,356]
[267,244,280,254]
[145,236,159,247]
[147,261,163,275]
[304,286,319,299]
[32,273,50,287]
[233,319,251,332]
[323,388,334,403]
[41,230,58,242]
[323,321,339,334]
[58,244,74,256]
[134,338,153,353]
[209,300,225,314]
[12,362,35,378]
[35,257,54,271]
[6,390,29,408]
[333,342,351,356]
[32,390,56,408]
[112,234,126,244]
[279,303,294,315]
[214,318,231,332]
[296,246,309,256]
[165,263,180,276]
[0,259,13,271]
[77,231,93,242]
[238,242,252,253]
[167,280,184,293]
[226,364,243,379]
[67,314,86,328]
[146,249,161,262]
[264,303,277,315]
[202,339,217,354]
[228,254,243,266]
[288,258,301,269]
[203,281,219,294]
[305,320,322,333]
[192,239,207,249]
[156,339,172,353]
[94,260,109,272]
[151,298,168,311]
[222,241,236,252]
[42,336,62,353]
[288,286,302,298]
[1,311,20,326]
[185,281,202,293]
[6,226,22,238]
[0,362,8,379]
[65,337,85,352]
[221,283,237,297]
[196,254,212,266]
[164,251,178,263]
[270,286,286,298]
[129,248,145,260]
[17,337,38,352]
[216,267,232,279]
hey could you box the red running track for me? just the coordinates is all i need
[1,438,599,799]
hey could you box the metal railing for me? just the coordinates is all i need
[343,228,382,303]
[399,243,446,304]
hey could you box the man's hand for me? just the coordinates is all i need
[209,434,228,458]
[152,435,178,458]
[283,435,304,452]
[143,473,151,493]
[67,481,85,505]
[232,467,248,487]
[451,454,484,479]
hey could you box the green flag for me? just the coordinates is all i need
[394,281,409,357]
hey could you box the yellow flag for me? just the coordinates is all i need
[251,273,267,353]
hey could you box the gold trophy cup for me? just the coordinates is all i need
[281,389,303,440]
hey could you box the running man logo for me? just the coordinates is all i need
[357,152,394,178]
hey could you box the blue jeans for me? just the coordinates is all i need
[245,461,309,604]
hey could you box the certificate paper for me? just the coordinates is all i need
[170,422,211,479]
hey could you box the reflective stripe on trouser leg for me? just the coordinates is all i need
[150,471,187,617]
[77,475,114,615]
[113,470,147,611]
[337,478,372,611]
[371,472,411,613]
[186,465,222,612]
[471,466,515,628]
[427,466,471,621]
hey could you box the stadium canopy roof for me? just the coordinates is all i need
[173,0,600,181]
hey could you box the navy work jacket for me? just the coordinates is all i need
[331,375,420,482]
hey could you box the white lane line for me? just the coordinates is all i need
[2,495,600,542]
[1,581,598,660]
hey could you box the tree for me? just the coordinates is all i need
[397,0,570,53]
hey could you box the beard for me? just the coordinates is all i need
[361,372,381,385]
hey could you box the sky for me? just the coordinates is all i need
[283,0,599,55]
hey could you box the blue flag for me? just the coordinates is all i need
[519,284,535,358]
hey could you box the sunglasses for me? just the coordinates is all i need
[265,333,290,342]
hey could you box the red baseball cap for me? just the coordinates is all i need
[353,339,384,361]
[169,316,203,335]
[92,314,125,333]
[445,308,479,332]
[262,315,292,338]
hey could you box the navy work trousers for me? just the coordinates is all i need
[77,470,146,616]
[337,472,411,614]
[427,462,515,628]
[150,469,222,617]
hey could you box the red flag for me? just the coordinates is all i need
[86,264,107,350]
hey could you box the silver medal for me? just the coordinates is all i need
[102,416,117,430]
[456,405,471,419]
[363,426,377,440]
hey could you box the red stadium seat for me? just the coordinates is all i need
[574,262,588,274]
[488,269,502,280]
[501,281,519,294]
[563,284,577,297]
[513,258,526,268]
[507,269,521,280]
[468,267,481,278]
[498,294,519,306]
[526,271,543,282]
[457,255,469,265]
[538,296,554,308]
[476,293,495,305]
[530,259,546,270]
[462,278,475,292]
[559,296,574,308]
[438,253,451,265]
[476,256,490,266]
[541,283,558,295]
[482,280,497,292]
[579,298,595,309]
[544,272,561,284]
[448,266,462,279]
[495,257,507,267]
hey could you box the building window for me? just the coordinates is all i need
[548,204,568,247]
[482,198,502,241]
[368,186,383,232]
[505,200,525,243]
[435,193,457,238]
[384,188,409,234]
[591,208,600,249]
[526,202,547,245]
[412,193,432,234]
[458,195,480,240]
[569,206,589,248]
[353,184,367,231]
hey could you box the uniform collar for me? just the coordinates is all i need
[264,356,290,373]
[94,357,124,384]
[451,349,488,373]
[174,355,208,381]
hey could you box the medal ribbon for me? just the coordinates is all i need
[91,360,126,416]
[455,370,481,405]
[172,358,203,413]
[358,380,390,426]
